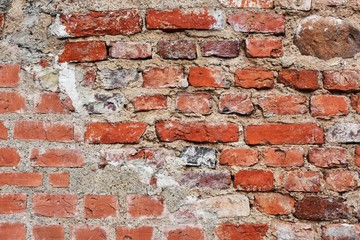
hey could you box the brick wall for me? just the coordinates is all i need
[0,0,359,239]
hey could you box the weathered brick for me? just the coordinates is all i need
[116,226,153,240]
[220,148,259,166]
[100,68,138,90]
[0,223,26,240]
[327,123,360,143]
[14,121,73,142]
[143,67,187,88]
[33,194,77,218]
[33,225,65,240]
[157,40,196,59]
[351,94,360,113]
[263,147,304,167]
[30,149,84,168]
[0,148,21,167]
[0,194,26,214]
[109,42,151,59]
[189,67,230,88]
[59,41,107,63]
[0,92,26,113]
[323,224,360,240]
[277,0,312,10]
[246,39,283,58]
[0,121,7,139]
[0,64,20,88]
[278,69,319,91]
[133,94,167,112]
[218,0,274,8]
[49,172,70,188]
[127,195,164,218]
[272,222,316,240]
[178,170,231,189]
[215,224,268,240]
[176,92,212,115]
[259,95,308,116]
[323,70,360,91]
[84,122,147,144]
[228,12,284,33]
[311,95,350,117]
[254,193,295,215]
[180,146,216,168]
[325,170,358,192]
[73,226,107,240]
[200,40,239,58]
[294,196,350,220]
[235,68,275,89]
[245,123,324,145]
[35,93,70,114]
[234,170,274,191]
[0,172,43,187]
[308,147,347,168]
[155,121,239,143]
[356,146,360,167]
[279,171,322,192]
[84,195,118,218]
[85,93,126,115]
[53,10,142,37]
[0,13,3,33]
[167,227,204,240]
[219,93,254,115]
[146,8,224,30]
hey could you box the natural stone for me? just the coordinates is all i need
[327,123,360,143]
[180,146,216,168]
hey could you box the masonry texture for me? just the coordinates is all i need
[0,0,359,239]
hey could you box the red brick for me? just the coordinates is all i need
[59,41,107,63]
[35,93,69,114]
[146,8,224,30]
[33,225,65,240]
[323,70,360,91]
[73,226,107,240]
[143,67,187,88]
[228,12,284,33]
[294,196,350,220]
[0,13,3,33]
[84,122,147,144]
[245,123,324,145]
[308,147,347,168]
[254,193,295,215]
[33,194,77,218]
[219,0,274,8]
[263,147,304,167]
[14,121,73,142]
[200,40,239,58]
[178,170,231,189]
[133,94,167,112]
[215,224,268,240]
[0,223,26,240]
[49,172,70,188]
[0,172,43,187]
[323,224,360,240]
[219,93,254,115]
[167,227,204,240]
[189,67,230,88]
[0,121,7,139]
[157,40,196,59]
[246,39,283,58]
[311,95,350,117]
[79,64,97,88]
[325,170,358,192]
[30,149,84,168]
[278,70,319,91]
[0,194,26,214]
[0,148,21,167]
[116,226,153,240]
[109,42,151,59]
[234,170,274,191]
[351,94,360,113]
[220,148,258,166]
[356,146,360,167]
[259,95,307,116]
[0,64,20,88]
[84,195,119,218]
[234,68,275,89]
[58,10,142,37]
[176,92,212,115]
[0,92,26,113]
[127,195,164,218]
[279,171,321,192]
[155,121,239,143]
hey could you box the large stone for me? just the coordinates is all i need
[180,146,216,168]
[294,15,360,60]
[327,123,360,143]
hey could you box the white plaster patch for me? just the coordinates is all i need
[49,14,70,38]
[59,63,82,112]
